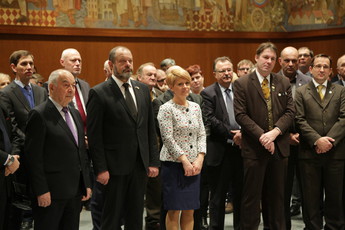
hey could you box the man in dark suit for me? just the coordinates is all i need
[233,42,295,230]
[0,50,47,230]
[87,46,160,230]
[295,54,345,229]
[277,46,311,229]
[0,105,22,230]
[200,56,243,230]
[136,62,162,230]
[24,69,91,230]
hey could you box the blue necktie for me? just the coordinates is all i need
[24,85,35,109]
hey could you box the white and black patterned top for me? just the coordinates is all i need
[158,100,206,162]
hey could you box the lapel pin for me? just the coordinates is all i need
[278,93,281,96]
[135,86,139,90]
[329,91,332,94]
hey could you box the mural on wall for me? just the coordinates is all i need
[0,0,344,31]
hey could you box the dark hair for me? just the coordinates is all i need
[213,56,232,71]
[311,54,332,67]
[9,50,34,66]
[109,46,131,63]
[256,42,277,56]
[186,64,202,76]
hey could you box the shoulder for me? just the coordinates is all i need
[202,83,217,94]
[0,82,17,94]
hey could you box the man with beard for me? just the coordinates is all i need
[87,46,160,230]
[277,46,310,230]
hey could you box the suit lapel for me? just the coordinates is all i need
[322,83,335,108]
[131,80,141,122]
[250,72,266,103]
[306,81,323,107]
[47,100,78,146]
[214,83,228,122]
[12,84,31,111]
[108,78,137,122]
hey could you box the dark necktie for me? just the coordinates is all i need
[74,84,87,132]
[24,85,35,108]
[123,83,137,118]
[62,107,78,145]
[0,114,11,153]
[225,88,239,130]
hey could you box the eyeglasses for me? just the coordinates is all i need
[238,68,250,71]
[313,65,330,70]
[298,54,310,58]
[157,78,166,83]
[283,59,298,64]
[216,69,232,74]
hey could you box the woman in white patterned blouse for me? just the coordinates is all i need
[157,67,206,230]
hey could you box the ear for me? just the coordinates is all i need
[278,57,282,66]
[10,63,17,74]
[60,58,64,67]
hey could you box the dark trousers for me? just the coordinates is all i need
[145,175,161,228]
[299,158,345,230]
[208,145,243,230]
[32,196,82,230]
[101,160,147,230]
[241,156,287,230]
[90,180,105,230]
[285,146,303,230]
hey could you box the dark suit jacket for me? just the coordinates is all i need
[200,82,236,166]
[24,100,90,199]
[295,81,345,159]
[0,81,47,133]
[233,71,295,159]
[87,78,159,176]
[334,79,344,86]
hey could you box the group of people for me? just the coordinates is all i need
[0,42,344,230]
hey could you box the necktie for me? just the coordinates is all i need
[62,107,78,145]
[225,88,239,130]
[261,78,270,100]
[24,85,35,108]
[150,90,154,101]
[123,83,137,118]
[74,84,87,132]
[0,114,11,153]
[317,85,324,100]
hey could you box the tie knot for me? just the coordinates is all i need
[225,88,231,94]
[24,85,31,91]
[123,82,129,89]
[317,85,324,91]
[62,107,68,113]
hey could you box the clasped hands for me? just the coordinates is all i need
[181,153,204,177]
[259,128,280,154]
[315,136,334,154]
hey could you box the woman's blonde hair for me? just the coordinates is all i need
[166,66,191,88]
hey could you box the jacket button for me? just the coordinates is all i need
[189,133,192,136]
[190,145,193,149]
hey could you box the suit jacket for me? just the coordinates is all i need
[76,78,90,105]
[87,78,160,176]
[200,82,237,166]
[334,79,344,86]
[0,81,47,133]
[295,81,345,159]
[24,100,90,199]
[233,71,295,159]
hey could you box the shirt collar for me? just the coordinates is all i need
[112,75,133,89]
[14,79,32,89]
[312,78,327,88]
[256,69,270,84]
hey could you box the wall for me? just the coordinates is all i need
[0,26,344,87]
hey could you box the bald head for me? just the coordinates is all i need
[60,48,82,78]
[279,46,299,79]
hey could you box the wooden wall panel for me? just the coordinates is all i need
[0,27,344,87]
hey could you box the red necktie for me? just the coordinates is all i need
[74,87,87,133]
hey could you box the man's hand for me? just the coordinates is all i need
[38,192,51,207]
[82,188,92,201]
[5,155,20,176]
[96,171,110,185]
[259,128,280,147]
[231,130,242,148]
[191,153,204,176]
[315,136,334,154]
[289,133,300,146]
[147,167,159,178]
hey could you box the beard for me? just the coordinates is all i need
[114,66,132,81]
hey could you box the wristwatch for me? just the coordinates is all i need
[6,155,15,166]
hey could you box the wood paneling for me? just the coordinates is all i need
[0,26,344,87]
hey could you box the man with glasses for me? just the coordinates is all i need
[233,42,295,230]
[278,46,311,229]
[236,59,254,78]
[298,47,314,77]
[295,54,345,230]
[201,56,243,230]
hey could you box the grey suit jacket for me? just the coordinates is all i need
[295,81,345,159]
[233,71,295,159]
[0,81,48,133]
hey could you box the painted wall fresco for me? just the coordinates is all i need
[0,0,344,32]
